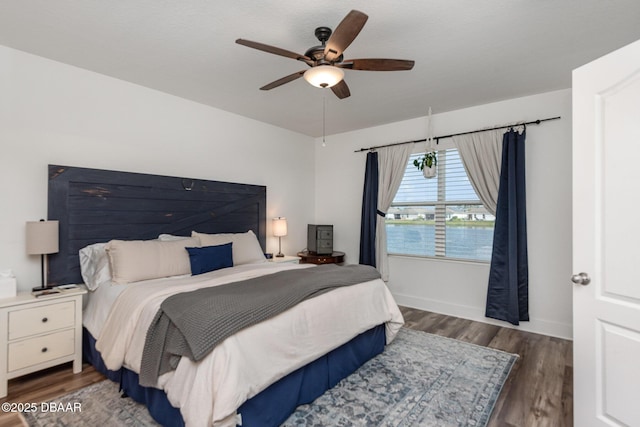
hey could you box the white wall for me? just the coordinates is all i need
[315,89,573,339]
[0,45,315,291]
[0,44,573,339]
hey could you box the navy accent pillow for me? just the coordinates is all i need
[186,243,233,275]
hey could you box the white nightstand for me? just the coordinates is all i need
[268,255,300,264]
[0,287,86,398]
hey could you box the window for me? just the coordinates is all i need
[386,147,495,262]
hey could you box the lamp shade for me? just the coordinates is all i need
[26,220,59,255]
[303,65,344,88]
[273,217,288,237]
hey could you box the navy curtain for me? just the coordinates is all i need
[486,129,529,325]
[359,152,379,266]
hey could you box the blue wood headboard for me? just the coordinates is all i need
[47,165,266,286]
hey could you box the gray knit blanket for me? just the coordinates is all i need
[139,264,381,386]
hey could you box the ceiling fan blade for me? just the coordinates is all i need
[331,79,351,99]
[260,70,306,91]
[236,39,312,64]
[340,58,415,71]
[324,10,368,62]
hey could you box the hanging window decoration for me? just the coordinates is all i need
[413,107,437,178]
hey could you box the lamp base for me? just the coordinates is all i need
[33,254,52,292]
[276,235,285,257]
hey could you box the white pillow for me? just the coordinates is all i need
[158,234,192,241]
[79,242,111,291]
[192,230,266,266]
[105,237,199,284]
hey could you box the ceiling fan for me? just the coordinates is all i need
[236,10,415,99]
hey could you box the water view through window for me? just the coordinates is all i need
[386,222,494,261]
[387,150,495,262]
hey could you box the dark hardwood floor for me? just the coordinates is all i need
[0,362,104,427]
[400,306,573,427]
[0,306,573,426]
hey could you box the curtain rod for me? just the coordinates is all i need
[353,116,561,153]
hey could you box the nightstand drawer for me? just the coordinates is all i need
[7,329,75,372]
[8,301,75,340]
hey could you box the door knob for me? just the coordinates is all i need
[571,272,591,286]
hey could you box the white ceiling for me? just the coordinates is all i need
[1,1,639,137]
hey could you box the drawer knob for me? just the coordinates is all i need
[41,317,48,323]
[41,347,48,353]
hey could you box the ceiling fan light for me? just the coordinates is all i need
[303,65,344,88]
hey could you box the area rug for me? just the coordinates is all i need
[22,328,517,427]
[283,328,517,426]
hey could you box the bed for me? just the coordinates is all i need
[47,165,404,427]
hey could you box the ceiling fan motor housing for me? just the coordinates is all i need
[305,27,342,64]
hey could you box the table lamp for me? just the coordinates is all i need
[273,217,287,258]
[26,219,59,291]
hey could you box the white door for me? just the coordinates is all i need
[573,38,640,426]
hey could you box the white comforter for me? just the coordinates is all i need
[89,262,404,427]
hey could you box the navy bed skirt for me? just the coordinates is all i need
[83,324,386,426]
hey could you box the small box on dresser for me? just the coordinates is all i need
[0,287,86,398]
[0,276,16,299]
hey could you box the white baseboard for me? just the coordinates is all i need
[393,293,573,340]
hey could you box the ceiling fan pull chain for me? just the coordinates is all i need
[322,91,327,147]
